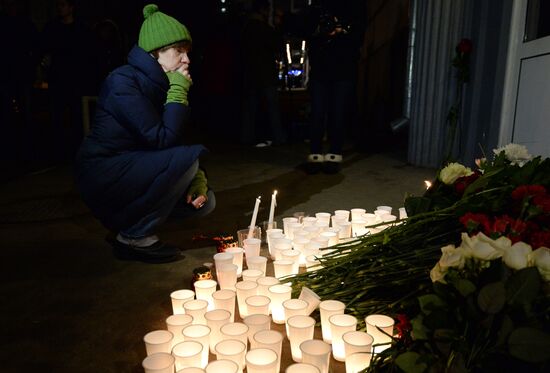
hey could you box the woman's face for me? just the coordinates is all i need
[157,47,190,72]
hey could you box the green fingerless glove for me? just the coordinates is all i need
[187,169,208,198]
[165,71,192,105]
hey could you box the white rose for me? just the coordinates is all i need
[430,262,447,283]
[502,241,532,270]
[461,232,506,261]
[493,143,532,166]
[439,163,473,185]
[530,247,550,281]
[439,244,466,269]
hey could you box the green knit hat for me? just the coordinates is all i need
[138,4,191,52]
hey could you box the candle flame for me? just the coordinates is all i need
[424,180,432,189]
[274,190,277,196]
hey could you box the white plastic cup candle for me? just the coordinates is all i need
[334,209,350,220]
[286,363,320,373]
[213,252,233,270]
[302,216,317,227]
[350,208,366,221]
[204,359,239,373]
[292,237,310,267]
[300,339,332,373]
[245,295,271,316]
[336,221,352,239]
[283,299,309,335]
[303,225,320,239]
[235,280,258,318]
[315,212,331,226]
[286,222,303,240]
[328,314,358,361]
[182,324,211,368]
[143,330,173,356]
[374,209,390,217]
[281,249,301,274]
[305,255,321,272]
[331,215,347,228]
[216,263,238,290]
[376,205,392,213]
[272,238,293,260]
[243,314,271,343]
[398,207,408,220]
[273,259,294,279]
[342,331,374,360]
[256,276,280,298]
[266,230,284,259]
[177,367,205,373]
[302,241,321,261]
[172,340,203,371]
[251,330,284,372]
[351,219,368,237]
[345,352,372,373]
[282,217,299,236]
[237,227,261,248]
[365,314,395,353]
[242,268,264,282]
[204,309,231,354]
[319,300,346,343]
[142,352,175,373]
[246,256,268,274]
[245,348,278,373]
[184,299,209,325]
[214,339,246,373]
[194,280,217,311]
[225,247,244,277]
[220,322,249,348]
[267,284,292,324]
[170,289,195,315]
[212,289,236,322]
[166,314,193,347]
[287,315,316,362]
[293,230,310,241]
[320,231,338,247]
[312,235,329,248]
[243,238,261,262]
[298,287,321,316]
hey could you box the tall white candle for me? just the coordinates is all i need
[268,190,277,230]
[248,196,261,238]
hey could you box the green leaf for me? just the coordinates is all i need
[495,315,514,347]
[463,167,504,196]
[505,267,541,305]
[508,327,550,363]
[404,196,432,216]
[411,316,429,340]
[395,352,428,373]
[418,294,447,315]
[477,282,506,314]
[452,278,476,297]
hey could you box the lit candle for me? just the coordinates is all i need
[268,190,277,230]
[248,196,261,238]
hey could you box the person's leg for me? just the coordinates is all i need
[308,80,328,154]
[241,87,258,145]
[327,80,355,155]
[263,85,286,145]
[119,160,199,242]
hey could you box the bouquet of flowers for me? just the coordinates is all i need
[289,144,550,371]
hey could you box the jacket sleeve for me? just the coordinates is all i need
[103,69,190,149]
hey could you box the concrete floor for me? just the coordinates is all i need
[0,142,434,372]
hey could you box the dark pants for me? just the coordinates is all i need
[120,160,215,239]
[309,79,356,155]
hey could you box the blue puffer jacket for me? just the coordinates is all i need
[75,45,206,232]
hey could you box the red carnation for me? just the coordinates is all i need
[533,193,550,213]
[454,172,481,196]
[457,38,473,54]
[511,185,547,200]
[530,230,550,249]
[395,314,412,339]
[490,215,514,236]
[460,213,491,234]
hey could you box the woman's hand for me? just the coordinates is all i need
[176,63,192,82]
[187,193,207,209]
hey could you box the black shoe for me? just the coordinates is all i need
[304,153,324,174]
[112,240,185,264]
[323,153,342,174]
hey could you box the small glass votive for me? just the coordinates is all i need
[287,315,316,362]
[273,259,294,279]
[205,359,239,373]
[281,249,301,274]
[182,324,211,368]
[216,263,238,291]
[299,287,321,316]
[144,330,173,356]
[256,276,280,298]
[204,309,231,354]
[237,226,261,247]
[225,247,244,277]
[246,256,268,274]
[245,295,271,316]
[243,314,271,344]
[319,300,346,343]
[170,289,195,315]
[184,299,209,325]
[283,299,309,335]
[194,279,217,311]
[268,284,292,324]
[350,208,366,221]
[286,363,321,373]
[177,367,205,373]
[172,340,203,371]
[235,280,258,318]
[329,314,358,361]
[142,352,175,373]
[345,352,372,373]
[243,237,262,262]
[343,331,374,363]
[166,314,194,347]
[272,238,293,260]
[242,268,264,282]
[214,339,246,373]
[365,314,395,353]
[212,289,236,322]
[245,348,278,373]
[300,339,332,373]
[220,322,249,348]
[251,330,284,372]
